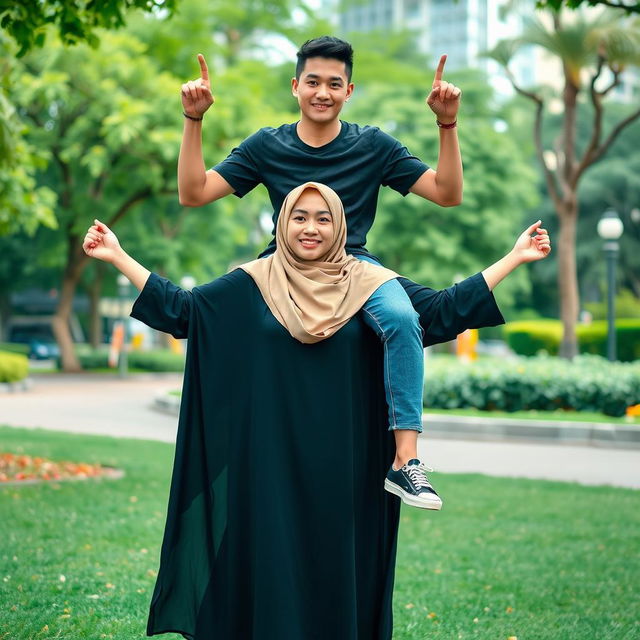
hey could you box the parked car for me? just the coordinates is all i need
[8,326,60,360]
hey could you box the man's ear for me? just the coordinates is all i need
[346,82,354,100]
[291,77,299,97]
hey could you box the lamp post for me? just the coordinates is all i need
[116,273,130,378]
[596,209,624,361]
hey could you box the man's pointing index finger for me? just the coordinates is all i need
[198,53,210,84]
[432,54,447,88]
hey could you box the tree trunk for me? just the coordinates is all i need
[0,292,11,342]
[557,200,579,359]
[53,247,87,372]
[88,263,106,349]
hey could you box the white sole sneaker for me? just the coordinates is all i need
[384,478,443,510]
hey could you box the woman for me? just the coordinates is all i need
[83,183,548,639]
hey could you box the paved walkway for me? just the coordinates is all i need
[2,374,638,489]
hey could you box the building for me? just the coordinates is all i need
[331,0,638,104]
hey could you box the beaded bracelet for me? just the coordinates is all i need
[436,119,457,129]
[183,112,203,121]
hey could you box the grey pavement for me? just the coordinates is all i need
[1,373,638,490]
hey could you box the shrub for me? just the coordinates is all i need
[58,346,185,372]
[0,342,30,356]
[424,354,640,417]
[503,319,640,362]
[0,350,29,383]
[502,320,562,356]
[128,350,185,372]
[578,320,640,362]
[584,290,640,320]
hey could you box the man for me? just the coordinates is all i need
[176,36,491,509]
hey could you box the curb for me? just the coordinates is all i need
[154,394,640,450]
[0,378,33,393]
[422,413,640,449]
[154,393,181,415]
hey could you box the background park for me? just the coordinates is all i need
[1,0,639,638]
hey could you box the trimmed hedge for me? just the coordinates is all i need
[0,350,29,383]
[0,342,30,356]
[423,354,640,417]
[503,319,640,361]
[58,347,185,372]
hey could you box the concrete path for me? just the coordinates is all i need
[2,374,638,490]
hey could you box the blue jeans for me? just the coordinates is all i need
[357,255,424,432]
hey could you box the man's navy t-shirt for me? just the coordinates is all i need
[213,121,428,257]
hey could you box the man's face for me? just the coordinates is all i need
[292,57,354,125]
[286,188,335,261]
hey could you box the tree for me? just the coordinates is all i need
[537,0,640,14]
[0,0,177,56]
[487,8,640,357]
[347,72,539,312]
[0,34,57,236]
[12,32,184,371]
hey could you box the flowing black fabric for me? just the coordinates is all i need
[131,269,504,640]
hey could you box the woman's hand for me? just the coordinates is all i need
[426,55,461,124]
[512,221,551,263]
[82,219,122,263]
[181,54,214,118]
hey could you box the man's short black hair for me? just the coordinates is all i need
[295,36,354,82]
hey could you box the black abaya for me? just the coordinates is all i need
[130,269,503,640]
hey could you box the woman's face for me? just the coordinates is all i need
[286,189,335,261]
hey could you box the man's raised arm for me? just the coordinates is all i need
[179,54,235,207]
[409,54,463,207]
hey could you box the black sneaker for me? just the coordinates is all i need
[384,459,442,510]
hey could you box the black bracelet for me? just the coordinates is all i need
[183,112,203,121]
[436,119,457,129]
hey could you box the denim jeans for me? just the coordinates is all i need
[357,255,424,432]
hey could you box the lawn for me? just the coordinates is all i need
[0,426,638,640]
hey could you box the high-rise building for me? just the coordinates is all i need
[332,0,637,104]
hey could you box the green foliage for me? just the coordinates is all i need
[0,0,177,56]
[423,354,640,416]
[579,319,640,360]
[536,1,640,15]
[0,343,29,355]
[0,35,57,236]
[0,350,28,383]
[503,319,563,356]
[128,349,185,372]
[346,74,539,311]
[504,318,640,360]
[62,347,185,372]
[584,289,640,319]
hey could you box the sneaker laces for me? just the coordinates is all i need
[405,462,433,489]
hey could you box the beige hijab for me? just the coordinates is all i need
[239,182,398,344]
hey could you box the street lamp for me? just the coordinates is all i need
[116,273,130,377]
[597,208,624,361]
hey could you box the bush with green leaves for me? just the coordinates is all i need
[423,355,640,417]
[0,350,29,383]
[57,347,185,372]
[503,319,640,361]
[0,342,29,356]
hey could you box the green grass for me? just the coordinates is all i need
[1,426,638,640]
[424,407,640,425]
